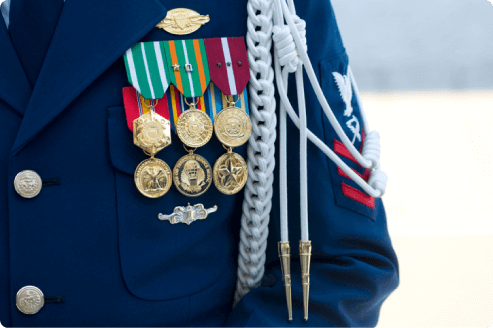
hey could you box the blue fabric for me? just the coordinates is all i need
[9,0,64,87]
[0,0,399,327]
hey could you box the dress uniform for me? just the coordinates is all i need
[0,0,399,326]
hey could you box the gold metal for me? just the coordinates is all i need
[213,151,248,195]
[173,153,212,197]
[278,242,293,321]
[214,106,252,148]
[14,170,42,198]
[176,106,213,148]
[172,63,180,71]
[158,203,218,225]
[156,8,210,35]
[135,157,172,198]
[16,286,44,315]
[133,110,171,156]
[299,240,312,321]
[132,110,172,198]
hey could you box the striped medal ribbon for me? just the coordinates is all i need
[122,42,174,199]
[123,82,249,133]
[162,39,215,197]
[124,41,171,100]
[205,37,252,195]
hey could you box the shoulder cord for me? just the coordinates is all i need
[235,0,388,303]
[234,0,277,304]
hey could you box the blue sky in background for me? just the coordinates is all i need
[332,0,493,90]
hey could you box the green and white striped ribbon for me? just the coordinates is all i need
[124,41,171,100]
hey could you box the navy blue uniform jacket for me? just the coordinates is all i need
[0,0,399,326]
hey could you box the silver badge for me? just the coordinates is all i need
[158,203,217,225]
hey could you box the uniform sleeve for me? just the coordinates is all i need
[226,196,399,327]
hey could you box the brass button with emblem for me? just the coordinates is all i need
[16,286,45,315]
[14,170,42,198]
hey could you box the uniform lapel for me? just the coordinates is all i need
[0,18,32,116]
[11,0,168,155]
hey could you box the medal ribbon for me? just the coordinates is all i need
[205,37,250,96]
[122,87,171,131]
[162,39,210,98]
[124,41,171,100]
[123,83,249,132]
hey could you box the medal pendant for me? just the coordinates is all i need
[213,148,248,195]
[135,157,173,198]
[176,103,213,148]
[214,106,252,148]
[133,110,173,198]
[213,101,251,195]
[173,149,213,197]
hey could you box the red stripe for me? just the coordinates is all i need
[122,87,141,132]
[334,139,360,166]
[204,38,230,95]
[155,94,170,121]
[341,182,375,209]
[228,37,250,95]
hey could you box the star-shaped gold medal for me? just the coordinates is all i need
[173,63,180,71]
[218,157,244,188]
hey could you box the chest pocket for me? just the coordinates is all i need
[106,106,242,301]
[319,52,378,221]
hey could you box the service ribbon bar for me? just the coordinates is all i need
[124,41,171,100]
[122,87,172,131]
[123,83,249,133]
[205,37,250,96]
[162,39,210,98]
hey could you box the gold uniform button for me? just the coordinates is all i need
[14,170,42,198]
[16,286,45,315]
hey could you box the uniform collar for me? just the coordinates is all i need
[10,0,168,155]
[0,15,32,116]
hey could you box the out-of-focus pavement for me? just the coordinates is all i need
[362,90,493,327]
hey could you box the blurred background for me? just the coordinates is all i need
[331,0,493,326]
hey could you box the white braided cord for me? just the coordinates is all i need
[234,0,277,304]
[233,0,389,305]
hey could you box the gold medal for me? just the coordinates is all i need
[133,104,173,198]
[135,157,172,198]
[213,148,248,195]
[176,100,213,148]
[213,96,251,195]
[173,149,213,197]
[214,106,252,148]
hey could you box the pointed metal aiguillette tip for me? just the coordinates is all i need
[299,240,312,322]
[278,242,293,322]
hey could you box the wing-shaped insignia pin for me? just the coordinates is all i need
[158,203,218,225]
[156,8,210,35]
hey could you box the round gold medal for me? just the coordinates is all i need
[134,157,172,198]
[214,106,252,148]
[176,109,213,148]
[213,151,248,195]
[173,153,212,197]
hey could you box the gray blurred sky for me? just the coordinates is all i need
[331,0,493,91]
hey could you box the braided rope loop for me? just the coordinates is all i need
[234,0,277,305]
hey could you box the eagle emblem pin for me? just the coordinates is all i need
[156,8,210,35]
